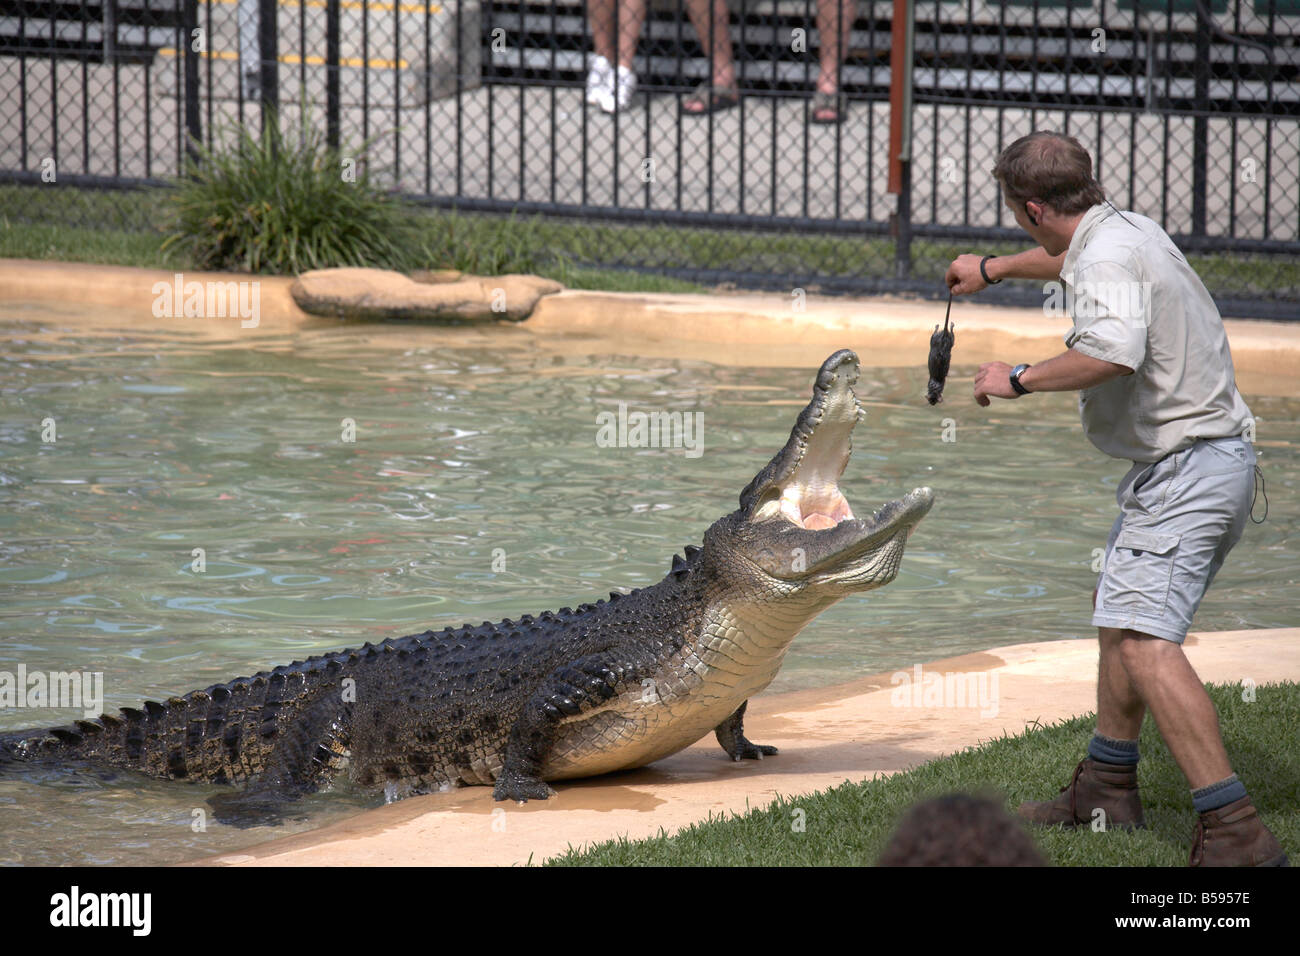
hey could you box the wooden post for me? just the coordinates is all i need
[888,0,915,279]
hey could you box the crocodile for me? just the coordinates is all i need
[0,349,933,816]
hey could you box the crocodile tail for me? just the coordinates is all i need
[0,692,217,778]
[0,655,351,783]
[1,686,262,782]
[0,709,143,769]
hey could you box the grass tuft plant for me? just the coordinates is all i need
[162,114,417,275]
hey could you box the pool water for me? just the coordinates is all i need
[1,302,1297,864]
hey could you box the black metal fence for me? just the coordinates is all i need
[1,0,1297,317]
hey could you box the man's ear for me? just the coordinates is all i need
[1025,201,1041,227]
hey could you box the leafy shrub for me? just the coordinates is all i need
[163,114,416,275]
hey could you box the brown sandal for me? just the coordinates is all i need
[811,91,848,125]
[682,83,739,115]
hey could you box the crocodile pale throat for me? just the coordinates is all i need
[1,349,933,815]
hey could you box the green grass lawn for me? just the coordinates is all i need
[545,681,1299,866]
[0,184,710,294]
[3,184,1296,303]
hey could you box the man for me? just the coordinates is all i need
[945,131,1287,867]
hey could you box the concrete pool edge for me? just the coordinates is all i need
[3,257,1298,394]
[191,627,1300,867]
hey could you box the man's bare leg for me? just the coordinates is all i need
[1016,621,1147,827]
[1096,626,1145,740]
[1117,628,1233,789]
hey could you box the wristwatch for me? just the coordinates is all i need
[1009,363,1032,396]
[980,255,1002,285]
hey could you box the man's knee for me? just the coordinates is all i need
[1117,628,1179,675]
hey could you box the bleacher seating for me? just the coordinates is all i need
[0,0,183,64]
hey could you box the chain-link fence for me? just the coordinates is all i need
[1,0,1296,316]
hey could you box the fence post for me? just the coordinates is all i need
[258,0,279,131]
[182,0,202,165]
[888,0,915,280]
[1191,4,1211,237]
[102,0,117,61]
[326,0,340,149]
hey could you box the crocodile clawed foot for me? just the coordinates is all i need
[731,738,779,762]
[492,771,557,803]
[714,702,779,763]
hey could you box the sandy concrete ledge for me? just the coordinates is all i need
[192,627,1300,867]
[3,258,1298,395]
[0,259,312,333]
[527,290,1300,395]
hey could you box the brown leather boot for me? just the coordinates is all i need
[1189,796,1290,867]
[1017,758,1145,831]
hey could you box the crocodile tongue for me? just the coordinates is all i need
[780,489,852,530]
[797,512,842,531]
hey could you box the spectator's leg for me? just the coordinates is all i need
[614,0,650,70]
[588,0,618,64]
[683,0,736,90]
[816,0,856,93]
[1117,628,1233,789]
[811,0,855,121]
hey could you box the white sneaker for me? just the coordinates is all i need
[598,65,636,114]
[585,54,612,106]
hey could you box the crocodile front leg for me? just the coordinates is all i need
[493,652,643,802]
[714,700,778,761]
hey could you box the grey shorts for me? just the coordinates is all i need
[1093,437,1256,644]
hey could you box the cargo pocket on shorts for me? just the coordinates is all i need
[1100,529,1182,618]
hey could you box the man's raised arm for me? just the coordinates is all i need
[946,247,1066,295]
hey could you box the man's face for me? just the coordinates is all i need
[1005,192,1044,243]
[1003,190,1070,256]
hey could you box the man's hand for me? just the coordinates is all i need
[945,254,990,295]
[973,362,1020,406]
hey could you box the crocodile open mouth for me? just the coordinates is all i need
[773,357,861,530]
[738,349,934,582]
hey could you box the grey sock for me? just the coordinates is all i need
[1087,731,1140,766]
[1192,774,1248,814]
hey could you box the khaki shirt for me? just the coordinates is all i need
[1059,203,1253,463]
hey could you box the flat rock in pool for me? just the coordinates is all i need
[290,268,562,322]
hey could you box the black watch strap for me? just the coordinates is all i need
[1010,363,1032,395]
[980,255,1002,285]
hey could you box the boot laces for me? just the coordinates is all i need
[1191,818,1208,865]
[1064,759,1085,821]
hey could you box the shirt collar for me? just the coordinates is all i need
[1060,203,1115,286]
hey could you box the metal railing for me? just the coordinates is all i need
[0,0,1296,316]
